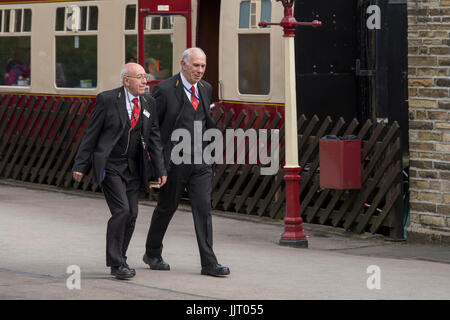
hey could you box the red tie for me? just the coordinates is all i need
[131,98,140,129]
[190,85,199,111]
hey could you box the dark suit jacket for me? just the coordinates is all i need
[72,86,166,187]
[152,73,216,169]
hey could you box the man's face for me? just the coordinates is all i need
[181,51,206,85]
[124,64,147,96]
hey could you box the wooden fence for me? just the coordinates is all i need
[209,105,405,239]
[0,94,406,238]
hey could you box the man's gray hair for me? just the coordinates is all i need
[181,47,206,65]
[120,63,140,84]
[120,65,129,84]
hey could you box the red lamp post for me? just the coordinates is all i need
[260,0,321,248]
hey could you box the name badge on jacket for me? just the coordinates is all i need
[143,110,150,118]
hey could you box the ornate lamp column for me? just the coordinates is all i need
[260,0,321,248]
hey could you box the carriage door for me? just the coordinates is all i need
[138,0,190,92]
[294,0,408,152]
[196,0,221,102]
[294,0,359,123]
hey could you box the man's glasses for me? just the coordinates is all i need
[125,74,150,81]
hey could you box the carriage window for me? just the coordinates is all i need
[124,5,137,63]
[144,34,173,80]
[88,6,98,31]
[0,8,32,87]
[55,7,65,31]
[79,6,87,31]
[0,8,32,33]
[239,1,250,29]
[250,1,257,27]
[162,16,172,29]
[3,10,10,32]
[14,9,22,32]
[261,0,271,26]
[55,6,98,88]
[238,34,270,95]
[142,15,186,81]
[151,17,160,30]
[55,36,97,88]
[55,8,65,31]
[146,16,173,31]
[239,1,271,29]
[23,9,32,32]
[55,6,98,32]
[125,35,137,63]
[125,5,136,30]
[0,37,31,86]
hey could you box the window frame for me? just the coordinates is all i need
[0,6,32,88]
[124,3,137,31]
[236,0,272,97]
[125,2,181,81]
[124,3,138,67]
[54,5,98,33]
[53,5,99,90]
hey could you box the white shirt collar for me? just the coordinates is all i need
[123,87,140,119]
[124,87,139,103]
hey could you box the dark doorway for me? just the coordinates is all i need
[294,0,359,123]
[196,0,221,102]
[294,0,408,153]
[377,0,409,153]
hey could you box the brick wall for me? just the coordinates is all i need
[408,0,450,243]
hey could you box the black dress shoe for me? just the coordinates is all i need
[201,264,230,277]
[124,263,136,276]
[110,265,134,280]
[143,254,170,270]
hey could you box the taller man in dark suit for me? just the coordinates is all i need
[72,63,167,280]
[143,47,230,277]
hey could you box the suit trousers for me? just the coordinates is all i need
[102,168,140,267]
[145,163,218,267]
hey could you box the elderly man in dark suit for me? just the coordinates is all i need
[143,47,230,277]
[72,63,167,280]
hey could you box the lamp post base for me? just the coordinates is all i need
[279,238,308,248]
[280,167,308,248]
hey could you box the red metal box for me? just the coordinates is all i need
[319,138,361,189]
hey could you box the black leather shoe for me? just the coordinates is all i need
[124,263,136,276]
[201,264,230,277]
[143,254,170,270]
[110,265,134,280]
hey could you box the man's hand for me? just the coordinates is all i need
[73,171,84,182]
[158,176,167,187]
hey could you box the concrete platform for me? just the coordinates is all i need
[0,182,449,300]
